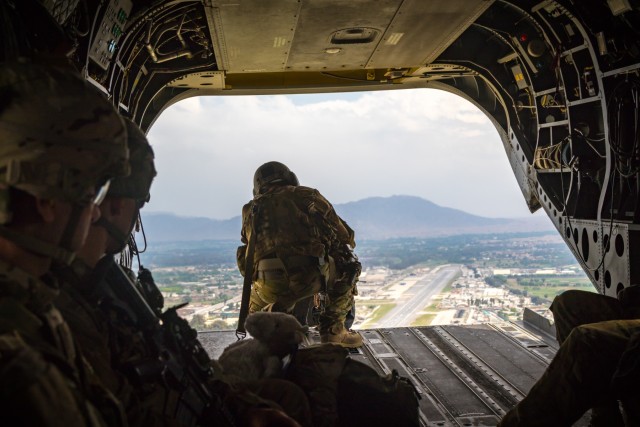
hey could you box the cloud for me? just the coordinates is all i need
[146,89,532,220]
[172,97,203,114]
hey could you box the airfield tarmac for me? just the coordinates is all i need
[364,265,461,328]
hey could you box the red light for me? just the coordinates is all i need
[519,34,528,42]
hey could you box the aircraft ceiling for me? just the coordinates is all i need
[3,0,640,296]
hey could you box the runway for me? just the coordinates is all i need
[371,265,461,328]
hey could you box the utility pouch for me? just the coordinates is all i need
[310,293,329,326]
[256,257,287,281]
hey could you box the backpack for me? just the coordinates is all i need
[336,358,420,427]
[248,186,329,262]
[286,345,420,427]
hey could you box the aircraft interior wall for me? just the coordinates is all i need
[2,0,640,296]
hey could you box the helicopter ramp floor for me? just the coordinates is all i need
[199,321,591,426]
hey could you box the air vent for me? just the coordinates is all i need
[330,28,379,44]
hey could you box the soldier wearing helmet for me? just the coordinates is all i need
[0,62,129,425]
[54,118,202,426]
[55,124,306,427]
[53,119,161,425]
[238,161,362,347]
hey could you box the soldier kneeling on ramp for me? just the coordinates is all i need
[237,161,362,348]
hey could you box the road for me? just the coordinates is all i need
[182,264,460,326]
[370,264,461,328]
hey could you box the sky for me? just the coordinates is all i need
[146,88,538,220]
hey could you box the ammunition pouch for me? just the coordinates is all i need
[257,257,287,281]
[256,255,325,281]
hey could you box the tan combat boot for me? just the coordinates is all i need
[320,325,363,348]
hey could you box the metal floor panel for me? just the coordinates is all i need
[362,329,450,426]
[381,328,502,426]
[437,325,548,395]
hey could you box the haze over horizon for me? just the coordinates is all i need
[141,195,554,243]
[146,89,540,221]
[144,194,545,221]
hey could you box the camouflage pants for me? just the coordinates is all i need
[249,256,353,333]
[322,278,356,332]
[548,290,640,425]
[551,290,627,343]
[499,290,640,426]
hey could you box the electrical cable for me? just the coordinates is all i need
[572,128,606,158]
[135,211,148,254]
[559,159,615,276]
[119,212,148,270]
[71,0,90,38]
[559,76,640,284]
[608,79,640,178]
[110,2,199,106]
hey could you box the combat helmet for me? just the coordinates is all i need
[108,119,156,204]
[253,161,299,195]
[97,118,156,252]
[0,61,129,262]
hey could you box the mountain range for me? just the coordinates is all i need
[141,195,554,243]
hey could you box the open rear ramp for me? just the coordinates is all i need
[200,322,590,426]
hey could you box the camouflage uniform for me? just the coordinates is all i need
[499,289,640,426]
[551,290,633,343]
[238,183,359,343]
[328,234,361,331]
[55,125,309,426]
[58,252,312,427]
[56,256,177,426]
[53,120,196,426]
[0,261,122,426]
[0,62,129,425]
[551,289,640,425]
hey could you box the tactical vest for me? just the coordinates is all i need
[89,258,233,427]
[247,186,329,262]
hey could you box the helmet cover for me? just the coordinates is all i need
[0,62,129,208]
[107,119,156,203]
[253,161,298,195]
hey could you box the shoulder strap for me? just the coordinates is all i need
[236,202,259,339]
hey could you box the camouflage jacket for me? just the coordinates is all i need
[56,256,240,427]
[0,259,119,426]
[238,185,354,276]
[55,256,182,427]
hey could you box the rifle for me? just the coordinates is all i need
[99,258,236,427]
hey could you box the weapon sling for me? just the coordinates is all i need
[236,203,259,339]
